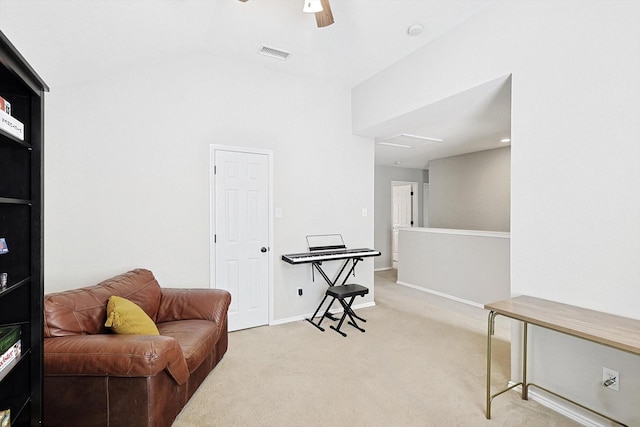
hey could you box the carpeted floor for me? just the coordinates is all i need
[172,269,581,426]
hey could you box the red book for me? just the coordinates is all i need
[0,95,11,115]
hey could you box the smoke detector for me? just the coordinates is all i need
[407,23,424,36]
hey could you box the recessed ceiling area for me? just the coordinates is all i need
[363,74,512,169]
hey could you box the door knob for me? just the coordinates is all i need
[261,247,268,253]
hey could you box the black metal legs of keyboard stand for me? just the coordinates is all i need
[305,284,369,337]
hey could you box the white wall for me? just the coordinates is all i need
[40,52,374,322]
[354,1,640,424]
[428,147,510,232]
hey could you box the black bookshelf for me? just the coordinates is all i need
[0,30,48,426]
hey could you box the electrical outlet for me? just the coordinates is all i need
[603,367,619,391]
[297,287,303,297]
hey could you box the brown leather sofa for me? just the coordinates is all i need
[42,268,231,427]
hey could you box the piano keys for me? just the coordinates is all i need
[281,248,381,264]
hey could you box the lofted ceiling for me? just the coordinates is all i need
[0,0,504,168]
[0,0,495,88]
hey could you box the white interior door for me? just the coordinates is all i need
[212,148,270,331]
[392,183,414,267]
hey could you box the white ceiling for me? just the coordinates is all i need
[368,74,512,169]
[0,0,506,168]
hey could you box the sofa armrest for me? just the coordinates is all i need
[44,334,190,385]
[156,288,231,325]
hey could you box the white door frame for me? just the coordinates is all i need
[209,144,274,327]
[391,181,418,268]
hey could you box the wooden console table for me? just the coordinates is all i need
[485,295,640,426]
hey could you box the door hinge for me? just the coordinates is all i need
[213,165,217,175]
[214,234,216,243]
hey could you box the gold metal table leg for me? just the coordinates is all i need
[486,311,523,419]
[522,321,528,400]
[486,310,495,419]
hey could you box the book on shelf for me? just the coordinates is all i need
[0,325,20,354]
[0,341,21,375]
[0,408,9,427]
[0,95,10,115]
[0,325,21,376]
[0,96,10,115]
[0,238,7,255]
[0,109,23,140]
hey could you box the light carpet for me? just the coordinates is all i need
[173,269,581,427]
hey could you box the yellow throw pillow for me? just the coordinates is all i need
[104,295,160,335]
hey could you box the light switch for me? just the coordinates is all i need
[362,208,368,217]
[275,208,282,218]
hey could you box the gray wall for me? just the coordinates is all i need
[429,147,510,232]
[397,228,510,305]
[374,165,427,270]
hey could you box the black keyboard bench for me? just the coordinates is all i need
[306,284,369,337]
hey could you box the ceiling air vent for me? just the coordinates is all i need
[377,133,444,148]
[258,45,291,61]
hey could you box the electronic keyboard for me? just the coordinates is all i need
[281,248,381,264]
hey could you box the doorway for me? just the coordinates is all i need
[210,145,273,331]
[391,181,418,268]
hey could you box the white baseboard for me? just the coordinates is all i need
[396,280,484,309]
[374,267,393,272]
[271,301,376,326]
[507,382,611,427]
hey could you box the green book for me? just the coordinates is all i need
[0,326,20,355]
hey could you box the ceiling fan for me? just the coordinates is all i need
[237,0,335,28]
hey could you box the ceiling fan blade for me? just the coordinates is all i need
[315,0,334,27]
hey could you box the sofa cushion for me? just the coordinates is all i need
[44,269,162,337]
[105,296,160,335]
[158,320,220,373]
